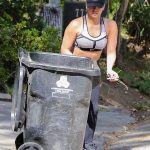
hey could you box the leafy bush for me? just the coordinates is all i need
[0,20,61,93]
[15,21,61,52]
[108,0,120,19]
[125,1,150,42]
[0,1,62,92]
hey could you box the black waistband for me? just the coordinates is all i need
[79,47,102,51]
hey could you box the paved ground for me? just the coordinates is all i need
[0,98,135,150]
[94,106,135,150]
[109,120,150,150]
[1,93,150,150]
[0,101,18,150]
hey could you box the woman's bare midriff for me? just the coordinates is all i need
[73,47,102,61]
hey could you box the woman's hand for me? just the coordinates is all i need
[107,69,119,82]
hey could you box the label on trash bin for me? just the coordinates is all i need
[51,75,73,99]
[51,88,73,99]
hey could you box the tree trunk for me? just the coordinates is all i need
[115,0,129,64]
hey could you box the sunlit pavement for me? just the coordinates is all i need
[109,121,150,150]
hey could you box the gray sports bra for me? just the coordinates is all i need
[75,15,107,51]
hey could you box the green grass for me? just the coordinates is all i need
[132,101,149,111]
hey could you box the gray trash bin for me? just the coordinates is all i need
[11,48,100,150]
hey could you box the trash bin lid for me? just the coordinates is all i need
[19,49,100,76]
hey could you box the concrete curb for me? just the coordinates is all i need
[0,93,12,102]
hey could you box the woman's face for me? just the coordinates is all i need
[87,5,104,18]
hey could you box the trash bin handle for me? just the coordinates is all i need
[16,66,26,127]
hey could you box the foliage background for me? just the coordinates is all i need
[108,0,150,96]
[0,0,150,96]
[0,0,61,92]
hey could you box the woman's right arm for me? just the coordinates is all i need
[61,20,78,55]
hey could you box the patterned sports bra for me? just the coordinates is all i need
[75,15,107,51]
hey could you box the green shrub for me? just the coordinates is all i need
[0,20,61,93]
[133,101,149,111]
[0,1,61,93]
[132,71,150,96]
[125,1,150,42]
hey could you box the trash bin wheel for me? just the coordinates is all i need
[18,142,44,150]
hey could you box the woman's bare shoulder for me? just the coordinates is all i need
[103,18,117,27]
[66,17,83,31]
[103,18,118,34]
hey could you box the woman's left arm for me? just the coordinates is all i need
[106,20,119,81]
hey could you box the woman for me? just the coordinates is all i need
[61,0,119,149]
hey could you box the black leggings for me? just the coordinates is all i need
[84,84,100,144]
